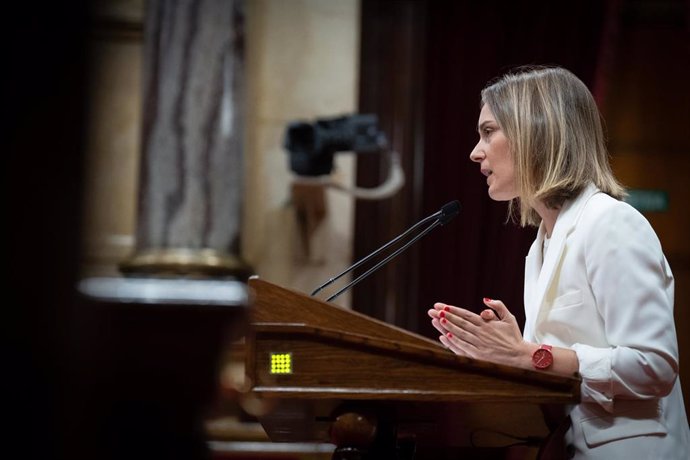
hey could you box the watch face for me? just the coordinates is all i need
[533,348,553,369]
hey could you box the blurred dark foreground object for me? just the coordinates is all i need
[65,277,249,460]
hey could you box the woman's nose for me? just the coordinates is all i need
[469,143,483,162]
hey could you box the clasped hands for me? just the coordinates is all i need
[428,298,529,367]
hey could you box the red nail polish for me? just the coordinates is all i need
[439,311,445,318]
[441,318,447,324]
[443,306,450,312]
[484,297,493,303]
[447,332,453,338]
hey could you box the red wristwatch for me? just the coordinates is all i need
[532,344,553,370]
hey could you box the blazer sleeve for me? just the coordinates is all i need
[573,200,678,413]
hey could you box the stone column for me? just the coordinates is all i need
[121,0,251,278]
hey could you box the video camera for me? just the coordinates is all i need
[284,114,388,176]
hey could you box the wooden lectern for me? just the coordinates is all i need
[245,278,580,459]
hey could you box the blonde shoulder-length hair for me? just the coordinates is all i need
[481,66,626,227]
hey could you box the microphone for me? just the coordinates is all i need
[311,200,461,302]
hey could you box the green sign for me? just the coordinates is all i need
[625,189,669,213]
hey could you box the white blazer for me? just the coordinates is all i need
[523,184,690,459]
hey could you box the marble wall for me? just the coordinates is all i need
[82,9,143,276]
[243,0,359,306]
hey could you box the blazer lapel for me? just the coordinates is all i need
[523,225,544,338]
[525,184,601,340]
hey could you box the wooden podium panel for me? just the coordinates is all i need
[245,278,580,456]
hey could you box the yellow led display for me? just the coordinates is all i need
[270,352,292,374]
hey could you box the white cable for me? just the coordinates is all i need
[291,150,405,201]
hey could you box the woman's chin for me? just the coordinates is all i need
[488,189,511,201]
[486,182,518,201]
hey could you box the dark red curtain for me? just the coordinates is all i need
[417,0,609,336]
[355,0,612,339]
